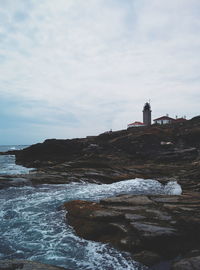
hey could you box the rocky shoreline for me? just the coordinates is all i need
[1,116,200,269]
[64,192,200,269]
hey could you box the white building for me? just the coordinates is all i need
[153,116,175,125]
[127,121,145,128]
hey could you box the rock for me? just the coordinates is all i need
[185,250,200,258]
[125,213,146,221]
[151,196,180,204]
[90,210,124,221]
[145,209,172,221]
[157,147,198,162]
[0,260,69,270]
[133,250,161,266]
[0,115,198,191]
[64,192,200,266]
[130,222,178,239]
[108,223,129,233]
[171,256,200,270]
[101,195,154,206]
[0,177,31,189]
[1,114,200,268]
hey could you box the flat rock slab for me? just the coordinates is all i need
[152,194,200,205]
[145,209,172,221]
[90,210,124,221]
[133,250,161,266]
[151,196,180,204]
[125,213,146,221]
[101,195,154,206]
[0,177,31,189]
[130,222,178,238]
[0,260,68,270]
[172,256,200,270]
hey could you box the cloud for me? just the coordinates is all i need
[0,0,200,144]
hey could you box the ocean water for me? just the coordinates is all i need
[0,145,32,175]
[0,145,182,270]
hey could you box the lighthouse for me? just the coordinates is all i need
[143,102,151,126]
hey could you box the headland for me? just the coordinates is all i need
[1,115,200,269]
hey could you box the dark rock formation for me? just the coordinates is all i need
[64,192,200,268]
[0,116,200,191]
[0,260,69,270]
[172,255,200,270]
[1,116,199,192]
[4,116,200,167]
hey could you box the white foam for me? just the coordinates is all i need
[70,178,182,201]
[0,155,33,175]
[164,181,182,195]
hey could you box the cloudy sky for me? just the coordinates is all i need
[0,0,199,144]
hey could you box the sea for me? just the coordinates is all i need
[0,145,182,270]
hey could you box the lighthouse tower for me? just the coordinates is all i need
[143,102,151,126]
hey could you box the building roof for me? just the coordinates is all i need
[128,121,145,126]
[173,118,187,122]
[153,116,175,121]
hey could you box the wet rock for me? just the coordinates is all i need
[144,209,172,221]
[64,192,200,266]
[101,195,154,206]
[90,210,124,221]
[0,177,31,189]
[133,250,161,266]
[130,222,178,239]
[171,256,200,270]
[185,250,200,258]
[1,115,200,268]
[108,223,128,233]
[2,115,198,192]
[157,147,198,162]
[0,260,68,270]
[150,196,180,204]
[125,213,146,221]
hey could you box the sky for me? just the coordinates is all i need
[0,0,200,145]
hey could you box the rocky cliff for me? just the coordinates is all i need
[13,116,200,168]
[4,115,199,191]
